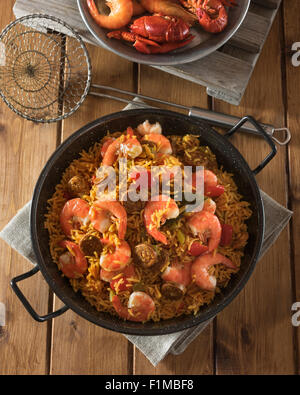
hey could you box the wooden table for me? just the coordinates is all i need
[0,0,299,375]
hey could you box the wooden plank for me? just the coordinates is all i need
[153,51,254,105]
[229,11,271,53]
[212,12,295,374]
[133,64,214,374]
[0,1,58,374]
[252,0,280,9]
[13,0,282,105]
[49,41,135,375]
[283,0,300,374]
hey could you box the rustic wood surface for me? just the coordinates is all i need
[0,0,299,375]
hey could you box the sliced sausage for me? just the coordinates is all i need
[134,243,157,268]
[79,234,103,257]
[161,282,186,300]
[67,176,90,198]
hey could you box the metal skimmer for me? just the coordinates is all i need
[0,14,91,123]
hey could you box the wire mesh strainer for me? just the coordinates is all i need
[0,14,91,123]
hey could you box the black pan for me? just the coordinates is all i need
[11,109,276,335]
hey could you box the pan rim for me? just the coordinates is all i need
[30,108,264,335]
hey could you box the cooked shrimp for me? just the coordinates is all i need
[59,240,88,279]
[60,198,90,237]
[202,197,216,214]
[101,137,115,158]
[192,169,224,197]
[137,120,162,136]
[142,133,172,154]
[144,195,179,245]
[100,240,131,271]
[161,260,192,287]
[112,291,155,322]
[92,200,127,239]
[87,0,133,30]
[89,205,112,233]
[191,252,236,291]
[187,210,221,252]
[204,169,217,186]
[140,0,197,25]
[102,132,142,166]
[192,169,216,189]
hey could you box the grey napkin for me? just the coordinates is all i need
[0,100,293,366]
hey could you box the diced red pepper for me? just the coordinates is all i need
[110,276,130,293]
[188,241,209,256]
[220,224,233,246]
[205,184,225,197]
[130,169,152,189]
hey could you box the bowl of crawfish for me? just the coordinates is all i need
[77,0,250,66]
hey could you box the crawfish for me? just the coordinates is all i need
[140,0,198,25]
[180,0,237,33]
[107,14,194,54]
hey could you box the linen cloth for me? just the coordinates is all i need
[0,100,293,366]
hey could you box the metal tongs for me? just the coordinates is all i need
[89,84,291,146]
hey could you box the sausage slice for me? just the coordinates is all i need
[161,282,186,300]
[79,234,103,256]
[67,176,90,198]
[134,243,157,268]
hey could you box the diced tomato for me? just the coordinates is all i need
[188,241,209,256]
[130,169,152,189]
[220,224,233,246]
[110,276,130,293]
[205,184,225,197]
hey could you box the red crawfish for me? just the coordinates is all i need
[180,0,237,33]
[107,14,194,54]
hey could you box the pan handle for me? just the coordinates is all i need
[10,265,69,322]
[224,115,277,175]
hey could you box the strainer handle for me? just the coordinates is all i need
[10,265,69,322]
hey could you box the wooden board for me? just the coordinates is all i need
[13,0,282,105]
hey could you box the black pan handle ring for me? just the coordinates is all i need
[10,265,69,322]
[224,115,277,175]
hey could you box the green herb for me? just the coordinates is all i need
[177,229,185,244]
[109,289,115,302]
[133,283,145,292]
